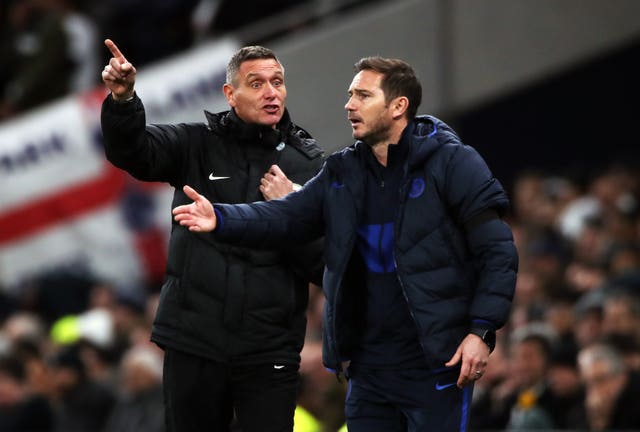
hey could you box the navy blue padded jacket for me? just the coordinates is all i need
[214,115,518,373]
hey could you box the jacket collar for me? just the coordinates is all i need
[329,115,461,175]
[406,115,461,169]
[204,108,294,149]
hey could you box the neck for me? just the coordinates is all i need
[370,143,390,166]
[370,118,408,166]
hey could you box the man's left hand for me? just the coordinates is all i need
[260,164,297,200]
[445,334,490,388]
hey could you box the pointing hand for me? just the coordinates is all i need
[101,39,137,101]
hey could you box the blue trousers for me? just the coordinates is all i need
[345,365,474,432]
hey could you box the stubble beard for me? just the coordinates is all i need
[359,118,392,148]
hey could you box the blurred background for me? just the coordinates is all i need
[1,0,640,431]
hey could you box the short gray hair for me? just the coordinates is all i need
[226,46,282,85]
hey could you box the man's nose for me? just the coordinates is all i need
[263,83,277,98]
[345,97,354,111]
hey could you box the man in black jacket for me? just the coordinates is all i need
[173,56,518,431]
[101,40,323,432]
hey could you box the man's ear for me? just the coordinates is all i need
[391,96,409,120]
[223,83,236,107]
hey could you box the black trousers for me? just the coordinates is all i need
[162,348,300,432]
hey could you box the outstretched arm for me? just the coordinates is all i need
[101,39,136,101]
[172,186,217,232]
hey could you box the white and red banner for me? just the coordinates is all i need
[0,37,239,291]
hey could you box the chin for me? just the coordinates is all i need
[352,132,367,141]
[259,115,282,127]
[264,112,282,126]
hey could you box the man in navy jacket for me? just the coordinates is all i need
[173,56,518,431]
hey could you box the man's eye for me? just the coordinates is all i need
[272,80,283,87]
[251,82,262,89]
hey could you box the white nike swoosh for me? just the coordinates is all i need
[273,365,285,369]
[209,173,230,180]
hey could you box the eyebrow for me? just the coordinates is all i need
[349,88,372,96]
[245,71,284,81]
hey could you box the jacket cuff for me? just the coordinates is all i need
[471,319,496,331]
[213,207,224,232]
[104,92,140,114]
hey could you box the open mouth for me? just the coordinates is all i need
[264,105,280,114]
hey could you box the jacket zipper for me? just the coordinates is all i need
[394,176,428,359]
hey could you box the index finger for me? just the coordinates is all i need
[105,39,126,62]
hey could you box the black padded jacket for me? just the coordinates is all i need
[101,93,324,365]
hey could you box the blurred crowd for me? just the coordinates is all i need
[1,0,640,431]
[0,275,165,431]
[1,165,639,432]
[468,164,640,431]
[0,0,334,122]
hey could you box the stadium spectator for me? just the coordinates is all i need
[0,353,54,431]
[577,342,640,430]
[45,344,116,431]
[0,0,72,120]
[503,328,558,430]
[103,346,164,432]
[546,342,585,429]
[601,287,640,343]
[55,0,101,93]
